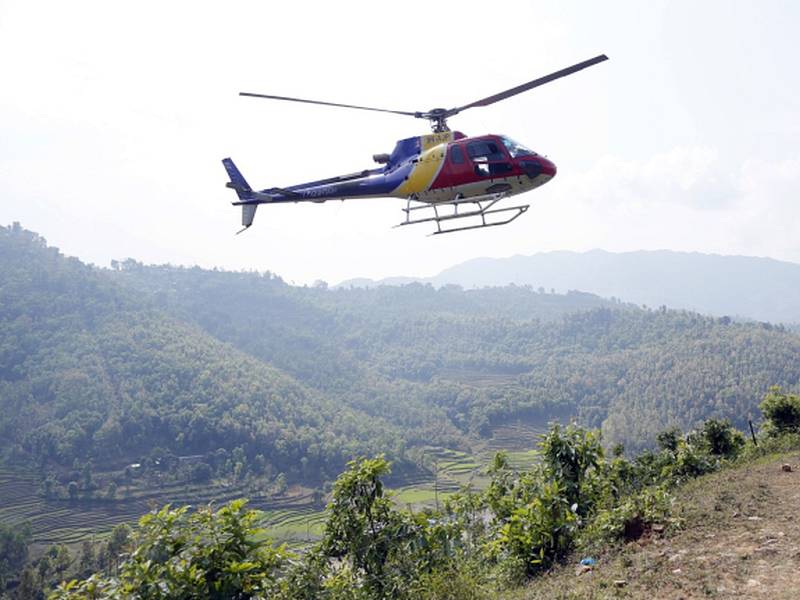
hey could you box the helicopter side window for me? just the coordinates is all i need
[449,146,465,164]
[467,141,506,162]
[467,140,512,177]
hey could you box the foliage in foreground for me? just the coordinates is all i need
[50,500,287,599]
[47,414,770,600]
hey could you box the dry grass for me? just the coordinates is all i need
[507,452,800,599]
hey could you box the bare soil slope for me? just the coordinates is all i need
[516,453,800,599]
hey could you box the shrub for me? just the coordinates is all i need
[52,500,288,599]
[489,480,578,577]
[698,418,745,458]
[661,440,717,483]
[581,486,675,547]
[656,427,682,452]
[191,462,213,483]
[412,563,489,600]
[539,423,604,516]
[323,456,417,598]
[760,386,800,435]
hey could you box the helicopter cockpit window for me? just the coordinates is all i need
[450,146,465,164]
[501,136,536,158]
[468,140,513,177]
[467,140,506,162]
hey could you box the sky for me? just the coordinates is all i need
[1,0,799,285]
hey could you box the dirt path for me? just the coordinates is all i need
[517,453,800,599]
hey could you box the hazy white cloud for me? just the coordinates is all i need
[534,150,800,264]
[1,1,799,284]
[568,146,732,210]
[732,156,800,259]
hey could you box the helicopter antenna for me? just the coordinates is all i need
[240,54,608,133]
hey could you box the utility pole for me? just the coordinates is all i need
[748,419,758,447]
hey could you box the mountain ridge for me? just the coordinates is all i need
[336,249,800,324]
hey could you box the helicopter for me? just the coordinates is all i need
[223,54,608,235]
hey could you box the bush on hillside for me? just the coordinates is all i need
[696,418,745,458]
[580,486,675,548]
[52,500,288,599]
[760,386,800,435]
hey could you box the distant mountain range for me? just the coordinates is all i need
[337,250,800,324]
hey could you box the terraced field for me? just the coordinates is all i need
[0,418,556,551]
[0,468,318,551]
[257,506,327,547]
[0,469,150,552]
[436,368,521,387]
[389,421,552,513]
[484,420,551,453]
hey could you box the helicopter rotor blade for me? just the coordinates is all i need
[446,54,609,117]
[239,92,418,117]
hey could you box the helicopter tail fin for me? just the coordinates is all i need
[222,158,259,233]
[222,158,253,201]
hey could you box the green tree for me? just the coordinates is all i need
[323,456,411,598]
[53,500,288,599]
[490,479,578,579]
[105,523,130,572]
[656,427,683,452]
[192,462,213,483]
[53,544,72,579]
[17,566,39,600]
[77,540,95,576]
[0,521,32,589]
[105,481,117,501]
[540,423,604,515]
[67,481,79,500]
[760,386,800,434]
[81,462,94,490]
[698,418,745,457]
[37,554,51,582]
[41,475,57,499]
[273,472,288,496]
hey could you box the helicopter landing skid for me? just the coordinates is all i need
[395,193,529,235]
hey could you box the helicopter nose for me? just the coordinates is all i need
[539,157,557,177]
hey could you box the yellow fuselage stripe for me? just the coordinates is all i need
[394,132,454,197]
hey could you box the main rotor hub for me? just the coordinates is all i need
[416,108,454,133]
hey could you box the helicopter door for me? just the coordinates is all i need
[447,144,472,179]
[467,139,513,178]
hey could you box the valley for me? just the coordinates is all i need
[2,224,800,596]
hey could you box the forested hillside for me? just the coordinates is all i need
[111,241,800,453]
[3,223,800,491]
[0,225,413,488]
